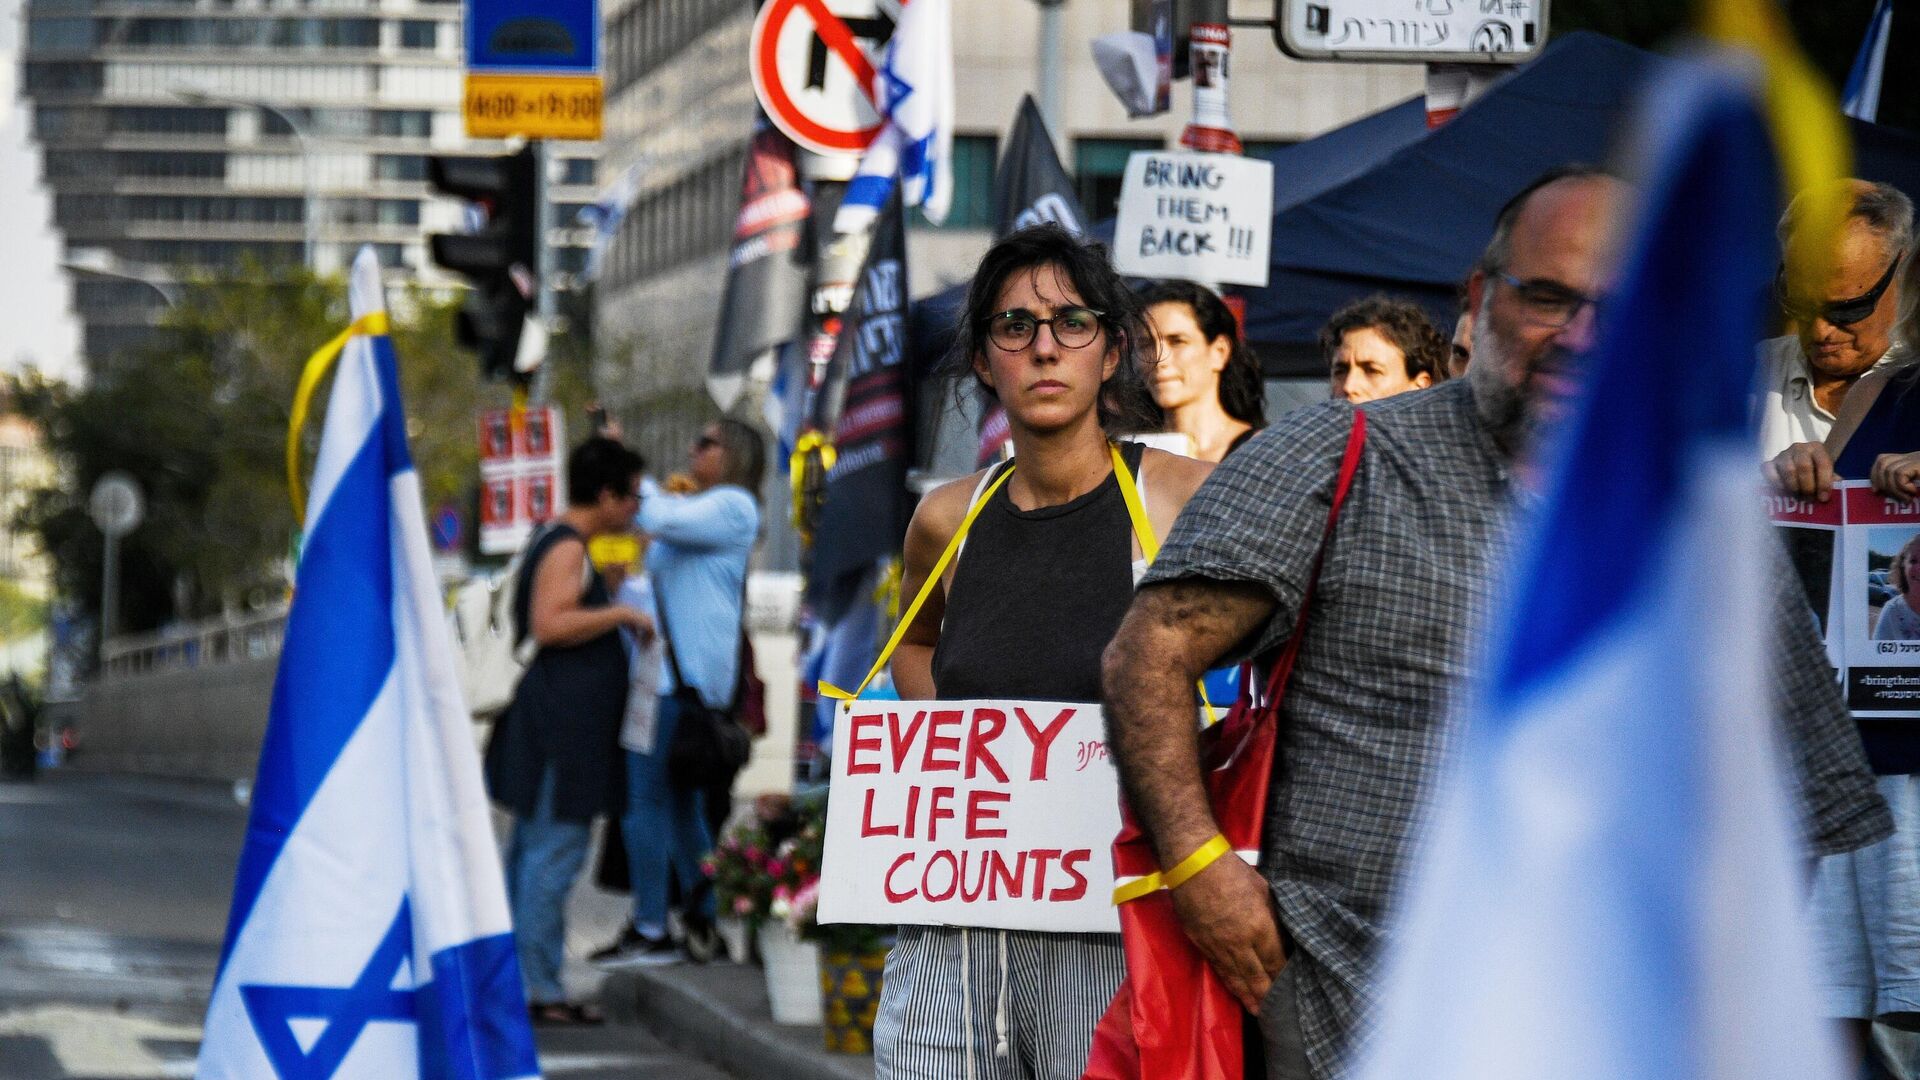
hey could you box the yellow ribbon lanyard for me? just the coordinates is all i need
[822,444,1216,726]
[286,311,390,523]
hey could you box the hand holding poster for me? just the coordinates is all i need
[818,698,1123,933]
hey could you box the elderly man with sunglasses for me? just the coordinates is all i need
[1757,180,1913,465]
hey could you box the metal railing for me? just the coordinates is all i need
[100,606,289,679]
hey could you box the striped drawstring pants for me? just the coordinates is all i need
[874,925,1124,1080]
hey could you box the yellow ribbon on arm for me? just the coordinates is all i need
[1113,833,1233,905]
[286,311,390,524]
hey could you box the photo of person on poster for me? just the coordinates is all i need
[1872,530,1920,642]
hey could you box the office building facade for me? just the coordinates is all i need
[18,0,599,368]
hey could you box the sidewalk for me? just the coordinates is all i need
[604,962,871,1080]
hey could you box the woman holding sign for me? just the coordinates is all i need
[870,225,1213,1079]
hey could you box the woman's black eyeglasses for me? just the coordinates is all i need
[986,307,1106,351]
[1776,251,1904,328]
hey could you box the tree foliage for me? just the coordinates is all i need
[5,260,595,633]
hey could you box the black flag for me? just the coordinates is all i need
[993,95,1086,238]
[806,189,911,622]
[976,96,1089,463]
[709,116,811,410]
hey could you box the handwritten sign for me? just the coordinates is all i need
[1112,151,1273,287]
[819,699,1123,933]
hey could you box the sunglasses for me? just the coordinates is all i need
[694,434,720,450]
[1776,251,1903,328]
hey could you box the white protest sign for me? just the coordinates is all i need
[1767,487,1843,672]
[819,699,1122,933]
[1112,151,1273,287]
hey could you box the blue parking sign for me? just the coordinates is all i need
[466,0,599,75]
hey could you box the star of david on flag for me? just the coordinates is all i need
[198,247,539,1080]
[833,0,953,233]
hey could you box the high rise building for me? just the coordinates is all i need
[17,0,599,370]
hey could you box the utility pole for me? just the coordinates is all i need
[530,139,557,405]
[1035,0,1065,151]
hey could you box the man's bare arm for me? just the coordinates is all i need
[1103,577,1281,1012]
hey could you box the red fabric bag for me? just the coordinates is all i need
[1084,412,1366,1080]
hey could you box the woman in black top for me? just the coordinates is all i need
[484,436,650,1026]
[874,226,1213,1079]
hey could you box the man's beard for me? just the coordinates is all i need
[1468,292,1576,462]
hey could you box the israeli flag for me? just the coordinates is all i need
[832,0,953,233]
[1842,0,1892,122]
[199,248,539,1080]
[1353,60,1846,1080]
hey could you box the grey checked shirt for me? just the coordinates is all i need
[1139,377,1891,1080]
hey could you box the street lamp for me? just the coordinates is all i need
[172,88,318,271]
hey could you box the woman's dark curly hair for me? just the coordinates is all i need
[946,224,1162,435]
[1318,295,1450,383]
[1138,279,1267,428]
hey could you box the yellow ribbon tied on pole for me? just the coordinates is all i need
[286,311,390,523]
[790,429,837,541]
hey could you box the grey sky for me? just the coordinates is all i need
[0,0,82,383]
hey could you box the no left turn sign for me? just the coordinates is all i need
[750,0,897,157]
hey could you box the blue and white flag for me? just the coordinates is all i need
[1842,0,1893,122]
[832,0,952,234]
[199,248,539,1080]
[1353,59,1846,1080]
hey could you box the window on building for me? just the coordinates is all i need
[559,158,596,186]
[911,134,996,230]
[1074,137,1161,223]
[28,18,95,49]
[374,154,428,182]
[1243,139,1298,160]
[112,106,227,136]
[372,243,408,268]
[376,200,421,226]
[373,109,433,137]
[22,62,103,93]
[399,20,437,48]
[116,151,226,179]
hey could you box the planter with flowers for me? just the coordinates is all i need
[773,797,891,1052]
[706,813,776,964]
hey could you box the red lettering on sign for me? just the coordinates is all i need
[966,789,1009,840]
[859,788,898,837]
[902,785,922,839]
[991,851,1027,900]
[846,712,883,775]
[922,850,959,902]
[1016,707,1075,780]
[960,853,992,902]
[965,708,1009,782]
[927,786,957,842]
[884,853,917,902]
[1029,848,1061,895]
[922,709,964,771]
[1051,850,1092,901]
[887,710,927,771]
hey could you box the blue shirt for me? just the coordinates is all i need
[637,478,758,709]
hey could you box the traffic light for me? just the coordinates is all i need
[427,146,538,382]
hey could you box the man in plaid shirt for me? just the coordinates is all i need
[1102,167,1892,1080]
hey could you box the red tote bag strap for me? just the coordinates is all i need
[1257,410,1368,704]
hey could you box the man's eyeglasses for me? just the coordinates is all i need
[1497,274,1604,329]
[1776,251,1904,328]
[693,434,720,450]
[986,306,1106,352]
